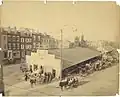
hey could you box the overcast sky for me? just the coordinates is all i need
[1,1,120,42]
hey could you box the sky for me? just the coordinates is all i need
[0,1,120,42]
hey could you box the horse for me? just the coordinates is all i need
[59,78,68,91]
[85,63,92,75]
[94,61,100,71]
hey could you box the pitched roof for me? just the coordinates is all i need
[48,47,101,69]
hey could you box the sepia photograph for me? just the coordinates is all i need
[0,1,120,96]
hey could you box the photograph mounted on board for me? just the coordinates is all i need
[0,1,119,96]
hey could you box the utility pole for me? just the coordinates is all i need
[0,5,5,95]
[0,49,5,96]
[60,29,63,81]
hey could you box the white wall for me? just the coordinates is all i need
[26,50,61,78]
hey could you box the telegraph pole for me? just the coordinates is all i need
[0,5,5,95]
[60,29,63,81]
[0,49,5,96]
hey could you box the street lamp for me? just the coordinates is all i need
[0,48,5,96]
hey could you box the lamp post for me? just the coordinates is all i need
[0,48,5,96]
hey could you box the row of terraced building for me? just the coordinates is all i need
[0,26,61,64]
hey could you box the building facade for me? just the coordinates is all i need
[49,37,59,49]
[8,27,21,60]
[1,26,61,64]
[32,30,38,52]
[40,33,50,50]
[24,28,32,56]
[0,27,8,59]
[19,28,26,59]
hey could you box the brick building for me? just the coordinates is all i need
[8,27,21,61]
[40,33,50,50]
[0,26,60,64]
[19,28,26,59]
[0,27,8,59]
[24,28,32,56]
[32,30,38,52]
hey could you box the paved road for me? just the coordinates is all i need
[5,64,119,96]
[3,64,24,86]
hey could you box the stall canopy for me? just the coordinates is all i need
[48,47,101,69]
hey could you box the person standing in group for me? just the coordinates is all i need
[30,76,34,88]
[43,72,47,83]
[30,65,33,73]
[47,72,50,83]
[49,72,52,82]
[24,71,28,81]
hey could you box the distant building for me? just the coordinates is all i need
[58,40,70,49]
[80,34,86,47]
[9,27,21,60]
[0,26,61,64]
[40,33,50,50]
[0,27,8,59]
[19,28,26,59]
[74,36,80,47]
[49,37,56,49]
[32,30,38,52]
[55,39,59,49]
[24,28,32,56]
[36,31,42,50]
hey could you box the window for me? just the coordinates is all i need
[26,45,30,49]
[33,43,36,48]
[38,36,41,41]
[25,38,28,43]
[21,44,24,49]
[8,43,11,50]
[4,36,6,40]
[16,36,20,42]
[8,35,11,41]
[27,38,29,42]
[13,53,16,56]
[8,52,12,58]
[12,36,16,42]
[29,38,32,42]
[29,45,32,49]
[17,43,20,49]
[21,38,24,42]
[22,51,25,57]
[33,35,36,41]
[4,44,7,49]
[13,43,16,50]
[4,52,7,58]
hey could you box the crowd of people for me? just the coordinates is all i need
[20,65,56,88]
[59,51,118,90]
[20,50,118,90]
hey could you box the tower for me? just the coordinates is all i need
[81,33,84,42]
